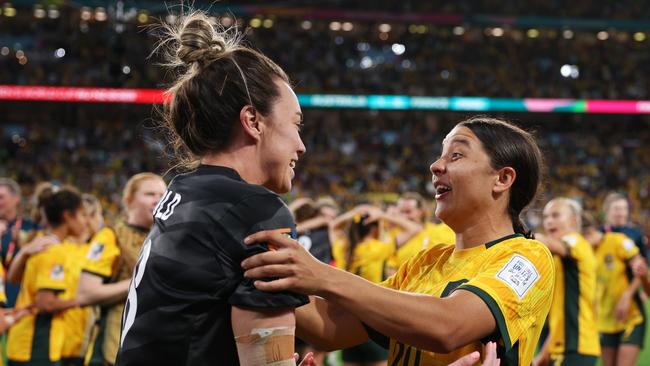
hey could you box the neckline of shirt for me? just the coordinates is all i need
[195,164,243,181]
[450,233,524,259]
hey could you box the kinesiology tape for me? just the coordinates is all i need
[235,326,296,365]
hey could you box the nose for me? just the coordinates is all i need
[297,137,306,155]
[430,157,445,176]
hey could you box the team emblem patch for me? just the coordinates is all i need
[87,243,105,261]
[496,254,540,300]
[50,264,64,281]
[623,239,635,252]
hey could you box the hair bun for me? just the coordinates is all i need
[176,16,227,66]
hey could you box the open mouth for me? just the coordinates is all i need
[434,184,452,199]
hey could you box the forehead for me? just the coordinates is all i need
[544,201,571,214]
[0,186,15,196]
[137,179,165,192]
[272,79,301,118]
[442,126,479,148]
[609,199,628,209]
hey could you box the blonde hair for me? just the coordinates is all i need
[122,173,165,209]
[548,197,583,232]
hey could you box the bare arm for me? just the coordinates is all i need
[296,216,329,234]
[76,272,130,306]
[231,306,298,366]
[535,233,568,257]
[242,232,496,353]
[35,290,78,313]
[295,296,368,351]
[7,236,57,284]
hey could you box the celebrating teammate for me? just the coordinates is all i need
[242,117,555,366]
[534,198,600,366]
[115,11,310,366]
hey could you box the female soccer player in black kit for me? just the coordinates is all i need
[115,11,313,366]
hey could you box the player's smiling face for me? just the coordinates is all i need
[429,126,498,230]
[258,79,306,194]
[606,199,628,227]
[542,201,576,239]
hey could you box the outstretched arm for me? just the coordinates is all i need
[76,272,130,306]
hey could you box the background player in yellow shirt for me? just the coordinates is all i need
[76,173,165,366]
[582,212,647,366]
[7,187,87,366]
[243,117,555,366]
[534,198,600,366]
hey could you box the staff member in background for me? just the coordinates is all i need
[602,192,648,262]
[0,178,39,307]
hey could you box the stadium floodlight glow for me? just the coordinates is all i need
[1,47,9,56]
[597,31,609,40]
[15,50,24,59]
[48,5,60,19]
[4,5,16,17]
[301,20,312,30]
[441,70,450,79]
[18,56,27,65]
[378,23,391,33]
[342,22,354,32]
[329,21,341,31]
[452,26,465,36]
[54,48,65,58]
[391,43,406,55]
[81,7,92,21]
[360,56,373,69]
[122,66,131,75]
[34,5,46,19]
[527,29,539,38]
[560,64,579,79]
[562,29,574,39]
[401,59,412,68]
[634,32,646,42]
[492,27,504,37]
[221,16,233,27]
[137,12,149,24]
[249,18,261,28]
[95,7,107,22]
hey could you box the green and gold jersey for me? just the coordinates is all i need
[345,238,395,283]
[7,243,69,362]
[548,232,600,356]
[595,232,643,334]
[381,234,554,366]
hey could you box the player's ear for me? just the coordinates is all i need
[239,105,262,142]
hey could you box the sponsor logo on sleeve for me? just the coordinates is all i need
[496,254,540,300]
[623,238,635,252]
[50,264,65,281]
[87,243,105,261]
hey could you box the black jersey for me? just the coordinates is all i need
[297,228,332,264]
[115,165,309,366]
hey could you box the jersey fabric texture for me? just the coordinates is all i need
[595,232,644,334]
[376,234,554,366]
[548,232,601,357]
[115,165,308,366]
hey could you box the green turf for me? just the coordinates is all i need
[636,301,650,365]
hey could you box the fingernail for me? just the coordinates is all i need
[471,351,480,359]
[244,237,251,244]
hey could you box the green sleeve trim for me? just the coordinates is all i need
[456,284,513,351]
[81,269,112,281]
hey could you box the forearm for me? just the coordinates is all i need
[623,277,641,298]
[296,217,328,234]
[295,296,368,351]
[36,294,77,313]
[543,237,568,257]
[77,278,129,306]
[319,269,469,352]
[7,251,29,284]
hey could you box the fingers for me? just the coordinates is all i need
[298,352,314,366]
[253,278,297,293]
[244,230,300,249]
[242,251,294,270]
[483,341,500,366]
[244,264,295,280]
[447,351,480,366]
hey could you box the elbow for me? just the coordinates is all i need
[75,293,89,307]
[35,300,56,314]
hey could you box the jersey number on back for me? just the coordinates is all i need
[120,238,152,347]
[153,190,181,221]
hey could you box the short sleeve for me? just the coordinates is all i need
[455,244,555,351]
[82,227,121,279]
[0,267,6,305]
[35,250,68,292]
[617,236,639,261]
[560,234,588,261]
[223,194,309,309]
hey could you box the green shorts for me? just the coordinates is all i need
[600,322,646,348]
[550,353,598,366]
[342,340,388,363]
